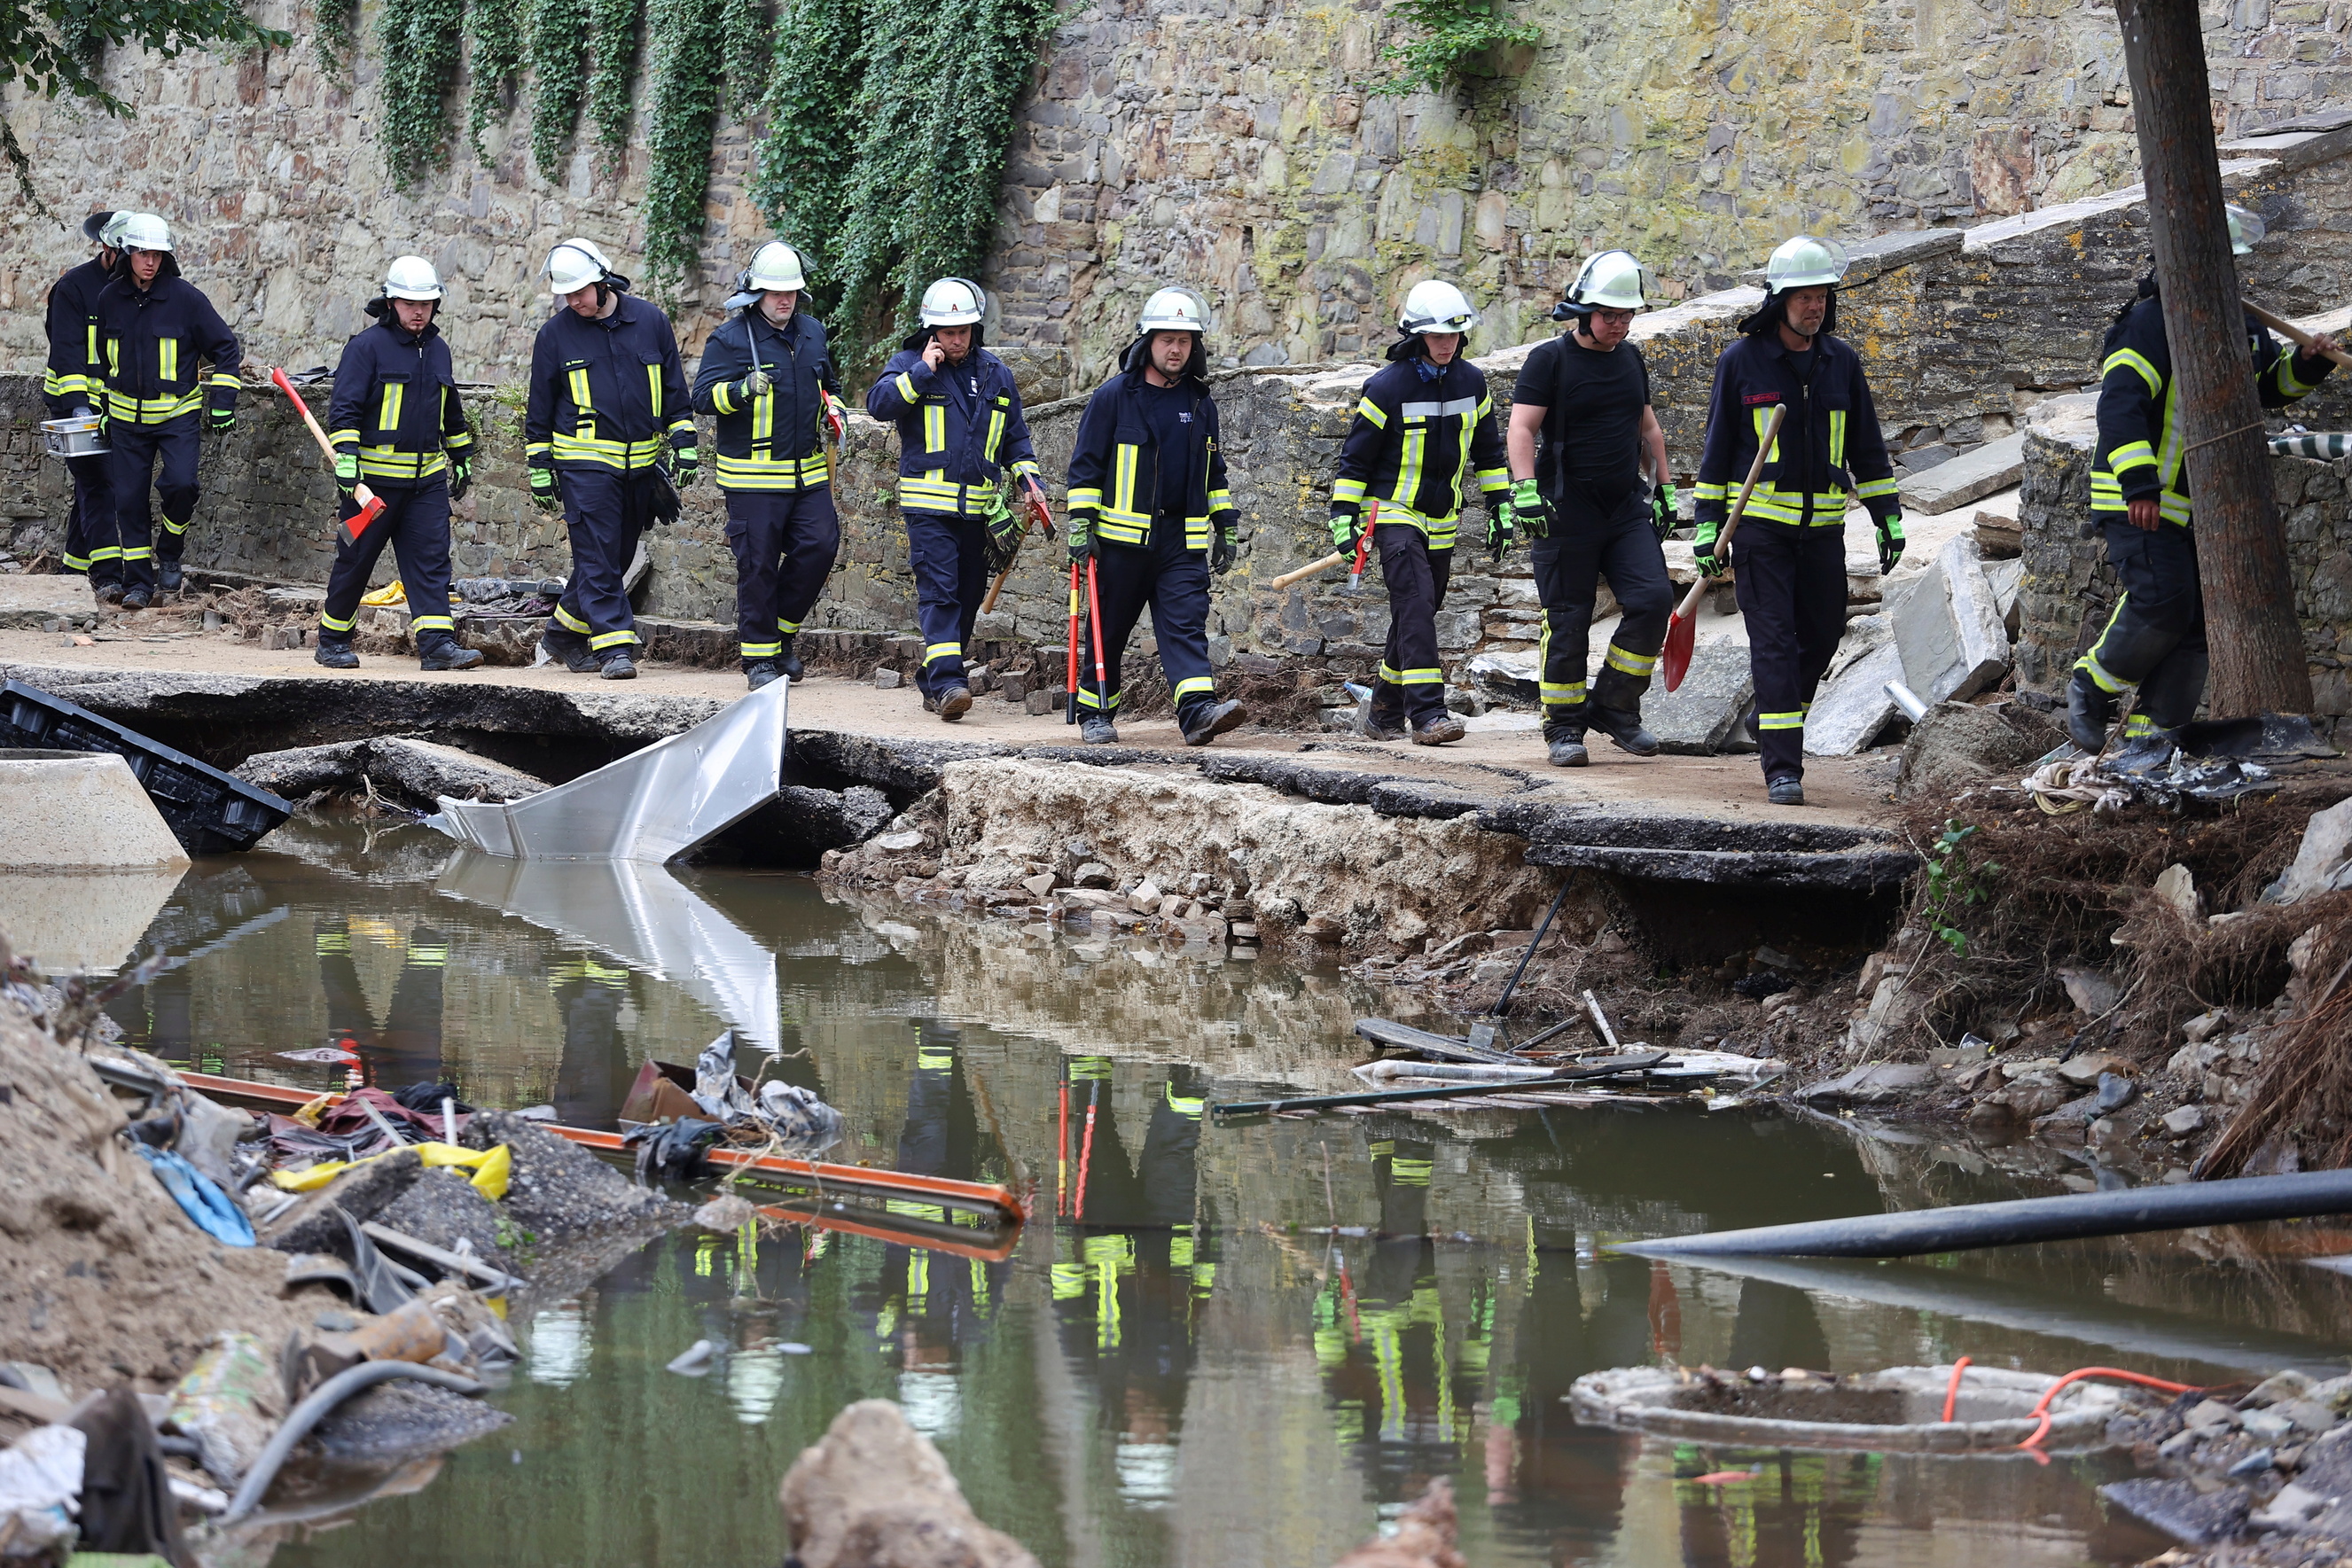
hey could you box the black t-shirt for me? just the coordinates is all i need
[1514,333,1652,503]
[1139,378,1198,515]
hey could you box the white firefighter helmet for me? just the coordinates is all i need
[383,255,444,301]
[1399,279,1480,335]
[81,209,118,245]
[2226,203,2267,257]
[746,241,808,293]
[543,238,615,296]
[1764,235,1849,292]
[1567,250,1651,311]
[114,213,173,254]
[919,277,986,327]
[1138,286,1211,335]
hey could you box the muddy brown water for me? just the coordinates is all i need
[59,815,2352,1567]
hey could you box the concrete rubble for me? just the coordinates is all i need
[235,736,549,810]
[778,1400,1039,1568]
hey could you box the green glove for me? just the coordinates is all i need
[1328,507,1360,552]
[1487,499,1515,562]
[1693,518,1727,577]
[448,455,473,502]
[332,448,360,504]
[1511,477,1553,540]
[671,446,699,488]
[739,367,772,399]
[1878,512,1906,574]
[209,404,236,433]
[529,464,560,513]
[1653,480,1679,538]
[1067,511,1096,564]
[1211,515,1239,575]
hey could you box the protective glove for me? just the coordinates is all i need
[529,464,560,514]
[1693,519,1728,577]
[1067,514,1096,565]
[209,404,237,433]
[983,490,1022,557]
[671,445,699,488]
[1510,477,1553,540]
[1653,480,1679,539]
[738,367,772,399]
[448,455,473,502]
[332,448,360,505]
[1211,517,1239,575]
[1328,506,1361,552]
[1487,499,1516,562]
[1877,512,1906,574]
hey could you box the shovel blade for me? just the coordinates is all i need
[1660,606,1696,692]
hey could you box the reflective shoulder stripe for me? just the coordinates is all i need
[1355,396,1389,429]
[2103,347,2162,397]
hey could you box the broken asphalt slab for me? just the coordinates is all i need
[1898,432,2027,516]
[1478,799,1919,891]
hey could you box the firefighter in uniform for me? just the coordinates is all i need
[2072,204,2337,758]
[94,214,241,609]
[1693,235,1903,807]
[524,238,696,680]
[1507,252,1676,768]
[692,241,847,690]
[43,209,122,597]
[314,257,485,672]
[864,277,1044,719]
[1064,288,1248,746]
[1330,280,1511,745]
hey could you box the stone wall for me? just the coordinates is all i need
[2012,422,2352,728]
[5,0,2352,389]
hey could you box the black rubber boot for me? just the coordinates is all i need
[1081,716,1119,745]
[2138,648,2209,731]
[121,587,151,611]
[1411,713,1467,745]
[1589,706,1660,756]
[598,651,637,680]
[1180,698,1247,746]
[775,635,804,681]
[418,633,484,672]
[1589,667,1660,756]
[541,625,600,674]
[2065,667,2116,753]
[746,661,782,691]
[95,582,124,606]
[1767,775,1805,807]
[934,684,973,721]
[1546,736,1589,768]
[158,560,184,592]
[314,638,360,670]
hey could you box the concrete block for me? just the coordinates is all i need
[1889,534,2009,704]
[1899,433,2026,515]
[1647,638,1752,754]
[0,574,97,628]
[0,753,190,870]
[1806,641,1905,757]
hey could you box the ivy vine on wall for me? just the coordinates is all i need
[465,0,526,158]
[583,0,645,152]
[751,0,1058,371]
[378,0,467,185]
[316,0,359,74]
[1371,0,1539,97]
[640,0,723,294]
[527,0,590,176]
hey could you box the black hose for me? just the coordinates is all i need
[221,1361,485,1522]
[1620,1168,2352,1259]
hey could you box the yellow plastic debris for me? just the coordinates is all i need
[360,580,407,607]
[270,1141,511,1201]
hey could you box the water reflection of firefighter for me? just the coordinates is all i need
[1497,1234,1653,1540]
[1674,1449,1879,1568]
[874,1025,1006,1368]
[547,955,633,1126]
[314,917,449,1088]
[1050,1062,1208,1510]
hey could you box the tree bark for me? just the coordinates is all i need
[2115,0,2313,717]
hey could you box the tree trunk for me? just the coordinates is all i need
[2115,0,2313,717]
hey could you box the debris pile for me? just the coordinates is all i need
[2101,1369,2352,1559]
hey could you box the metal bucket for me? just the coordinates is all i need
[39,415,108,458]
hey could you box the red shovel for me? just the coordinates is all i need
[1662,402,1784,692]
[270,366,386,547]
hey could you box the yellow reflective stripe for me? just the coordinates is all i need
[327,427,362,446]
[588,629,638,651]
[646,363,662,418]
[1829,409,1847,468]
[1172,675,1215,700]
[1067,486,1103,510]
[751,386,771,447]
[717,454,830,490]
[356,447,449,479]
[105,390,204,422]
[2077,597,2134,691]
[1604,644,1657,675]
[2278,345,2324,396]
[2103,347,2162,397]
[985,408,1005,461]
[207,372,238,390]
[379,382,404,431]
[741,640,783,658]
[1356,396,1388,429]
[1693,481,1727,503]
[553,603,593,633]
[410,615,455,633]
[899,476,970,511]
[2106,441,2157,473]
[1540,681,1585,704]
[1332,477,1368,504]
[319,610,357,632]
[1753,405,1780,462]
[777,614,802,634]
[923,402,944,452]
[668,418,694,441]
[567,366,592,411]
[1853,475,1900,498]
[895,372,918,403]
[105,339,119,376]
[444,429,473,452]
[712,381,736,416]
[86,324,98,367]
[158,339,178,382]
[1757,711,1806,729]
[551,434,666,467]
[925,642,962,662]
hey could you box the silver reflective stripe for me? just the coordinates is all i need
[1399,397,1481,420]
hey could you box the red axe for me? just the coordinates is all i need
[269,366,386,546]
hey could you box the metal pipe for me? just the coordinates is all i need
[1885,680,1929,722]
[1619,1168,2352,1259]
[221,1361,486,1522]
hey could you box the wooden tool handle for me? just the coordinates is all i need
[270,366,340,462]
[1673,402,1786,619]
[980,566,1015,615]
[1270,551,1346,590]
[2247,300,2352,371]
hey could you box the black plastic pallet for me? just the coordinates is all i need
[0,680,292,854]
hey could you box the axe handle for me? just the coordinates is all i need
[2247,300,2352,371]
[271,366,381,516]
[1673,402,1785,620]
[1270,551,1346,590]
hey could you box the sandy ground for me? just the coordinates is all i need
[0,599,1901,827]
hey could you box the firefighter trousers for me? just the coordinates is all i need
[1734,518,1849,781]
[904,509,988,695]
[62,451,115,585]
[2076,520,2208,729]
[1077,514,1216,718]
[317,477,456,646]
[1369,522,1453,725]
[726,485,840,665]
[549,468,658,658]
[1530,491,1674,737]
[104,417,199,595]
